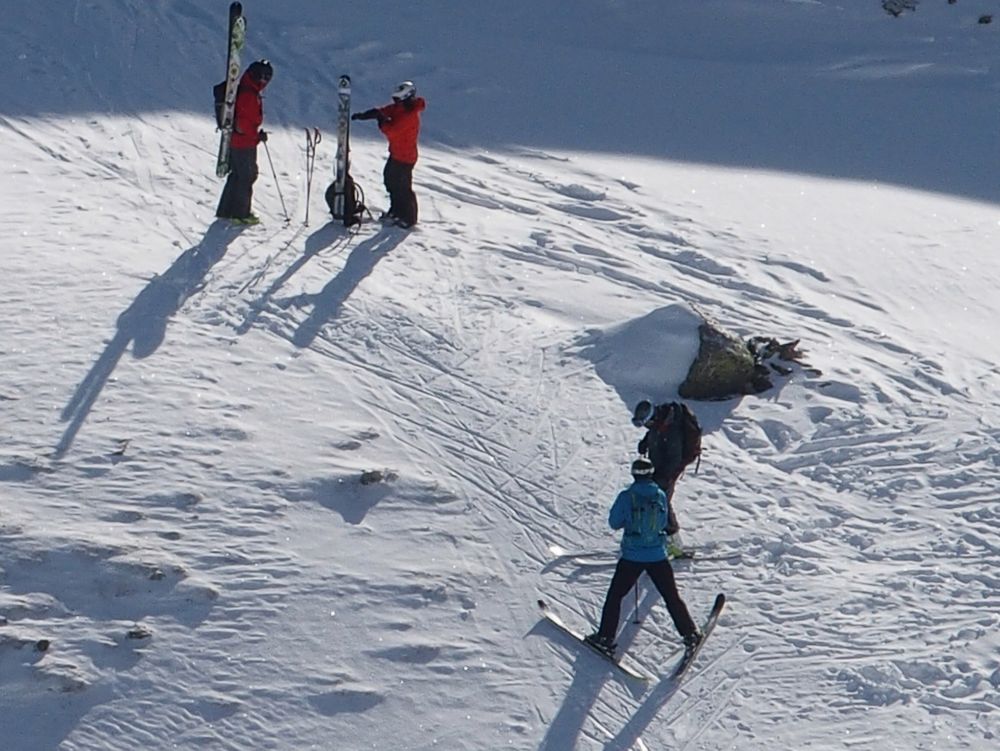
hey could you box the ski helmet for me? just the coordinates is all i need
[631,399,654,428]
[391,80,416,101]
[631,457,655,477]
[248,59,273,84]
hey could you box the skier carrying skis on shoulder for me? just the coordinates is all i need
[351,81,426,229]
[217,59,273,225]
[585,457,701,656]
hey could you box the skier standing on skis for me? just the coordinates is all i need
[586,457,701,655]
[351,81,426,228]
[217,59,273,225]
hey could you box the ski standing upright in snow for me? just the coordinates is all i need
[333,75,351,220]
[323,74,363,227]
[215,2,246,177]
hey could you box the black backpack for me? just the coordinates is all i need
[643,402,702,483]
[213,80,228,129]
[325,175,366,227]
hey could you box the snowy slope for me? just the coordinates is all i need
[2,1,999,749]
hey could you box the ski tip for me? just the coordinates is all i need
[713,593,726,609]
[537,599,547,610]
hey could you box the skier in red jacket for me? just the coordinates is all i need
[352,81,426,228]
[217,59,272,225]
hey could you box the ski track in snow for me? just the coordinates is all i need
[4,2,1000,749]
[4,122,1000,748]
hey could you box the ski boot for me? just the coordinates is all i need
[584,633,617,657]
[682,628,703,653]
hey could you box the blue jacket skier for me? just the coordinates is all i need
[586,458,701,655]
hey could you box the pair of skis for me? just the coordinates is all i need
[329,75,353,224]
[537,593,725,683]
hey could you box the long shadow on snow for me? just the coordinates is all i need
[56,220,242,458]
[4,2,999,206]
[0,683,116,751]
[535,589,663,750]
[236,221,354,335]
[289,230,405,349]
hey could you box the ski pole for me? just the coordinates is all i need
[304,127,321,226]
[262,138,290,224]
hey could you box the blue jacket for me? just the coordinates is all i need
[609,478,671,562]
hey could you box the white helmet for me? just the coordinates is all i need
[631,457,655,477]
[391,80,416,101]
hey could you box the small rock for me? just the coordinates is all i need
[127,624,153,640]
[360,469,398,485]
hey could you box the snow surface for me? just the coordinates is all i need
[2,1,999,749]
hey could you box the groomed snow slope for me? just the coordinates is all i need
[1,2,999,750]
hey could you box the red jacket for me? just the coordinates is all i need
[231,70,267,150]
[376,97,426,165]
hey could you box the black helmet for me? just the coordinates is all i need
[631,457,655,477]
[631,399,654,428]
[248,59,273,84]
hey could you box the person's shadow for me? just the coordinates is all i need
[290,230,405,348]
[56,220,242,458]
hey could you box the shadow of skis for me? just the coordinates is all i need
[291,230,406,349]
[235,222,353,335]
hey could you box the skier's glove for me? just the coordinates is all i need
[258,130,269,143]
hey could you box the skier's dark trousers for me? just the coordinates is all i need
[596,559,695,641]
[217,147,258,220]
[383,158,416,227]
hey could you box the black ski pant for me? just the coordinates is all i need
[383,157,417,225]
[596,558,697,642]
[655,475,680,535]
[217,146,259,219]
